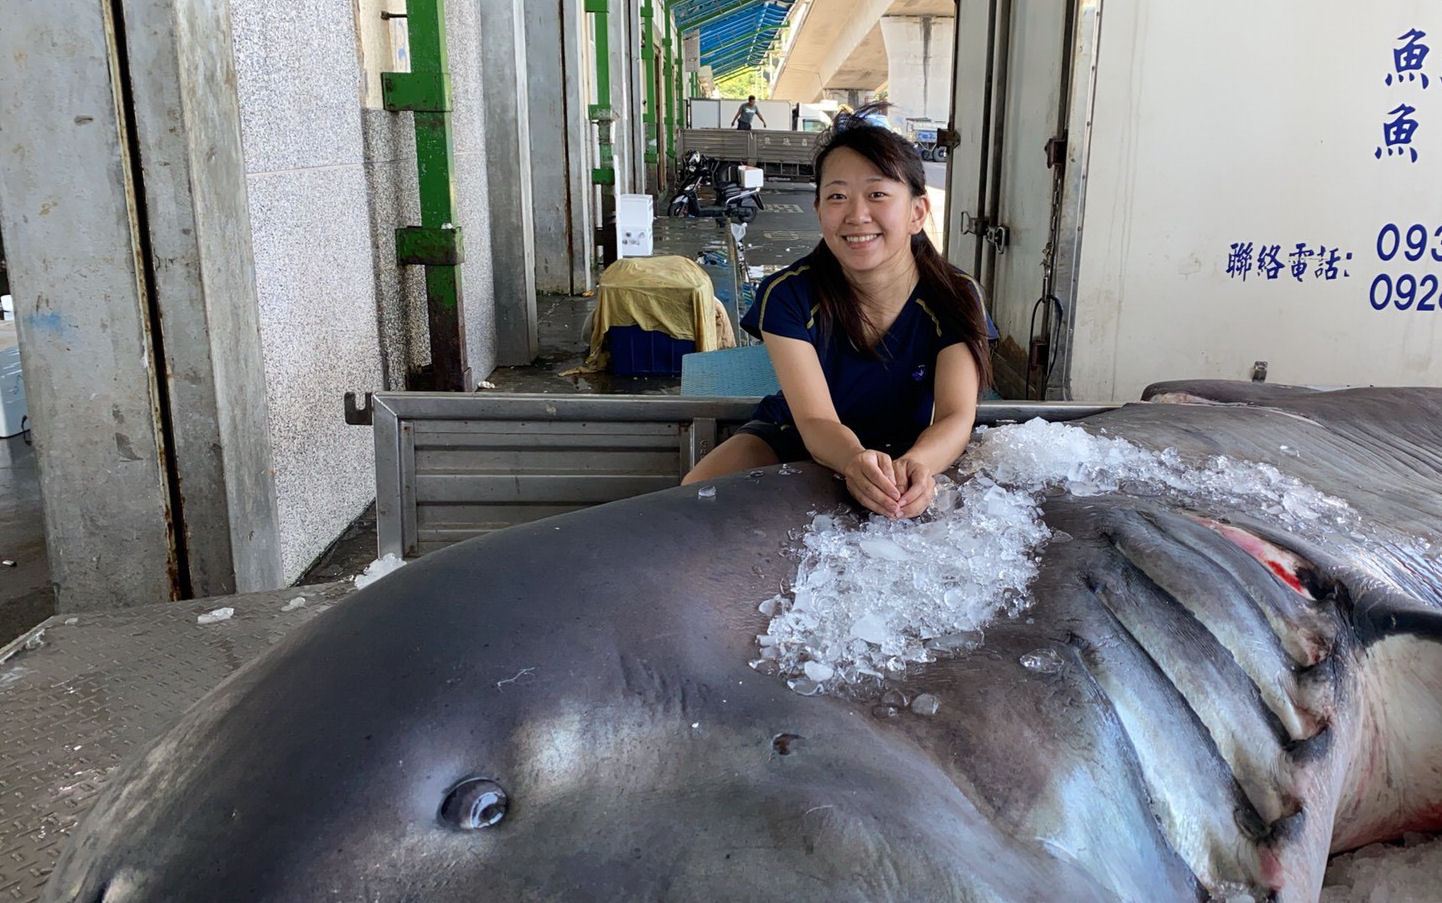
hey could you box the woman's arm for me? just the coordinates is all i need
[894,344,982,516]
[764,332,902,516]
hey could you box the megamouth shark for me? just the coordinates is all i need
[45,382,1442,902]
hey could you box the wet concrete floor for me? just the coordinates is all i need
[0,433,51,645]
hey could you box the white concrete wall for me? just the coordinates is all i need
[1072,1,1442,401]
[230,0,496,580]
[230,0,382,581]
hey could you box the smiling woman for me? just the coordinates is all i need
[682,105,994,521]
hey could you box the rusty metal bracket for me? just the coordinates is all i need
[381,71,452,112]
[344,392,374,426]
[395,226,464,266]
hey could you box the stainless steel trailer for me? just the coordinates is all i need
[353,393,1115,561]
[0,394,1113,902]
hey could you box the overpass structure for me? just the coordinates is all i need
[767,0,955,123]
[678,0,955,123]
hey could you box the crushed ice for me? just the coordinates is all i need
[757,419,1350,692]
[197,607,234,625]
[355,553,406,589]
[1020,648,1065,674]
[1321,832,1442,901]
[910,693,941,716]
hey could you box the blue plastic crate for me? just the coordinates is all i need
[607,325,694,376]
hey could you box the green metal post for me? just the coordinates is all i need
[663,15,675,165]
[641,0,659,187]
[673,16,684,145]
[586,0,617,263]
[586,0,615,187]
[383,0,467,391]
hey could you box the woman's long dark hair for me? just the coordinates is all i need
[808,103,993,390]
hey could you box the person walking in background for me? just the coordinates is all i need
[731,96,766,130]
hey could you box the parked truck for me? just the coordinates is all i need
[677,127,820,181]
[680,97,842,180]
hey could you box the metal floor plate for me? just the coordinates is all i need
[0,581,354,902]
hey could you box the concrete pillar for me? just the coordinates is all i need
[880,15,956,124]
[567,0,596,291]
[0,0,282,609]
[825,88,872,108]
[526,0,595,294]
[626,0,647,193]
[231,0,390,580]
[137,0,282,594]
[444,0,501,387]
[477,0,539,365]
[607,2,638,196]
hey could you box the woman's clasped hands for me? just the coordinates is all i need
[841,450,936,520]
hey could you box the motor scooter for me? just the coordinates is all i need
[667,151,764,223]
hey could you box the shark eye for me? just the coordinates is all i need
[440,778,508,830]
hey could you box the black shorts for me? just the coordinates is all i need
[732,420,809,463]
[736,121,753,130]
[733,421,914,464]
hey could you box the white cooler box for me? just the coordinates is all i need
[738,165,764,189]
[616,193,654,258]
[0,323,27,437]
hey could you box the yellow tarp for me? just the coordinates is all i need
[577,256,735,372]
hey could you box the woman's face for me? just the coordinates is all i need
[815,146,927,278]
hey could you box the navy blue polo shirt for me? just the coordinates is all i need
[740,261,973,450]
